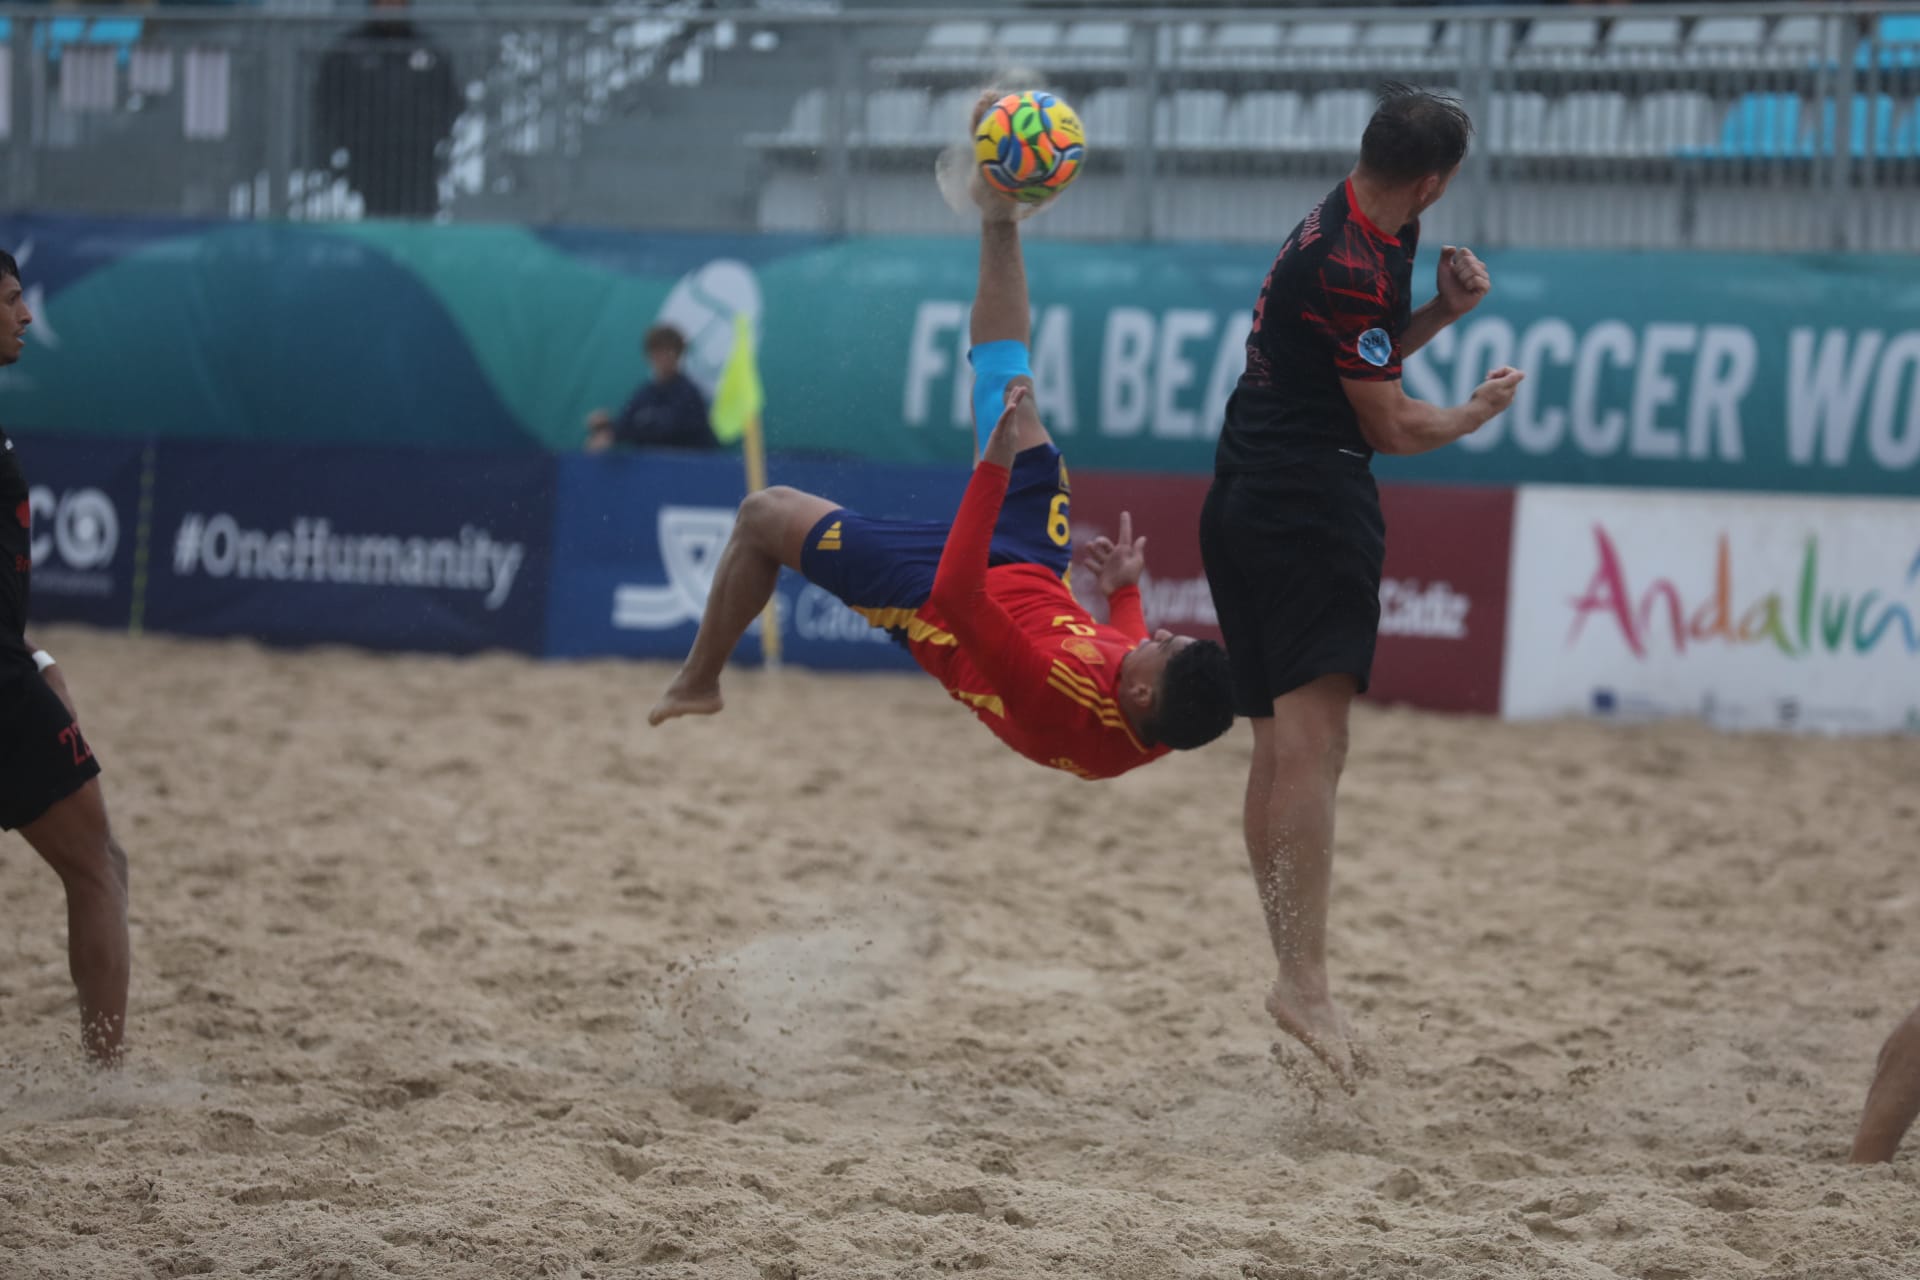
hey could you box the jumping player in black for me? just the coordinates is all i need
[1200,85,1521,1089]
[0,251,131,1064]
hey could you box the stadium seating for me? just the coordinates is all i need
[905,21,989,71]
[1687,15,1767,62]
[1156,89,1229,150]
[1711,93,1808,158]
[1075,87,1133,148]
[1633,92,1720,155]
[1224,91,1304,150]
[1057,21,1130,70]
[1542,92,1631,158]
[862,89,927,145]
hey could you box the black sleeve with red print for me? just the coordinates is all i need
[1306,235,1403,382]
[1215,183,1418,472]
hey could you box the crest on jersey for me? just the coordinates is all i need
[1063,638,1103,664]
[1357,328,1393,368]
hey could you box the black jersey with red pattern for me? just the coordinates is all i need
[0,425,34,680]
[1216,179,1418,474]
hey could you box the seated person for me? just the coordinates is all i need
[585,324,714,453]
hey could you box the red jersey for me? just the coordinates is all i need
[909,460,1168,781]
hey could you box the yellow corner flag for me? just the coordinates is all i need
[713,312,781,667]
[710,312,763,447]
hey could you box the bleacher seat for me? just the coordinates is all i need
[1301,90,1374,150]
[1060,21,1129,63]
[1883,14,1920,43]
[1227,91,1305,150]
[1361,21,1435,53]
[996,22,1063,56]
[1896,99,1920,157]
[1518,17,1600,61]
[1634,92,1718,154]
[1076,88,1132,148]
[1490,91,1550,155]
[863,89,928,145]
[1544,92,1631,157]
[1685,15,1766,67]
[1769,16,1822,51]
[1860,14,1920,70]
[914,21,990,65]
[1605,17,1682,61]
[779,88,824,144]
[1286,21,1360,57]
[1715,93,1807,157]
[1812,94,1911,157]
[1488,20,1516,64]
[1161,22,1212,64]
[923,88,979,145]
[1208,21,1285,61]
[1156,89,1229,148]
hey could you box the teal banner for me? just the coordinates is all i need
[2,215,1916,495]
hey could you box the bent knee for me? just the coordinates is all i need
[738,486,813,535]
[50,839,127,901]
[1267,719,1349,780]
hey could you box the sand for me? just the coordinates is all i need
[2,625,1916,1279]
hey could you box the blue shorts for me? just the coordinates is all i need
[800,443,1072,643]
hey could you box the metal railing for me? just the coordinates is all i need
[2,3,1917,251]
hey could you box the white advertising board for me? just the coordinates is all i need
[1503,487,1920,734]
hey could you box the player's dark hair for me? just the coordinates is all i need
[643,324,687,357]
[0,251,17,286]
[1359,83,1473,184]
[1146,640,1236,751]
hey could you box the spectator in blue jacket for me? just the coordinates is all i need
[585,325,715,453]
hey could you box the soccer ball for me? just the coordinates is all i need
[973,90,1086,204]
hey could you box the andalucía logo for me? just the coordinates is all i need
[1569,527,1920,660]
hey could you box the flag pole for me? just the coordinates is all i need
[742,410,781,669]
[713,311,777,668]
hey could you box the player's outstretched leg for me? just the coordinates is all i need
[22,779,130,1065]
[1246,675,1361,1093]
[649,486,837,726]
[1852,1003,1920,1163]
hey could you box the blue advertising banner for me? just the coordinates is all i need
[545,453,971,671]
[9,432,145,629]
[145,442,554,653]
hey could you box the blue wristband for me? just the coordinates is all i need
[968,340,1033,456]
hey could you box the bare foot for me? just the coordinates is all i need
[647,676,724,727]
[1266,982,1358,1095]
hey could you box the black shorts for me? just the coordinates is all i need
[0,670,101,831]
[1199,460,1386,718]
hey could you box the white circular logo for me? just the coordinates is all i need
[27,485,119,571]
[655,259,763,398]
[56,489,119,570]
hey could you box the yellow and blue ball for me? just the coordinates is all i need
[973,90,1086,204]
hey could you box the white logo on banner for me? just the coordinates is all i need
[610,508,895,645]
[1502,486,1920,734]
[171,514,525,609]
[29,484,119,597]
[613,506,738,631]
[655,261,762,400]
[30,485,118,570]
[1379,578,1470,640]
